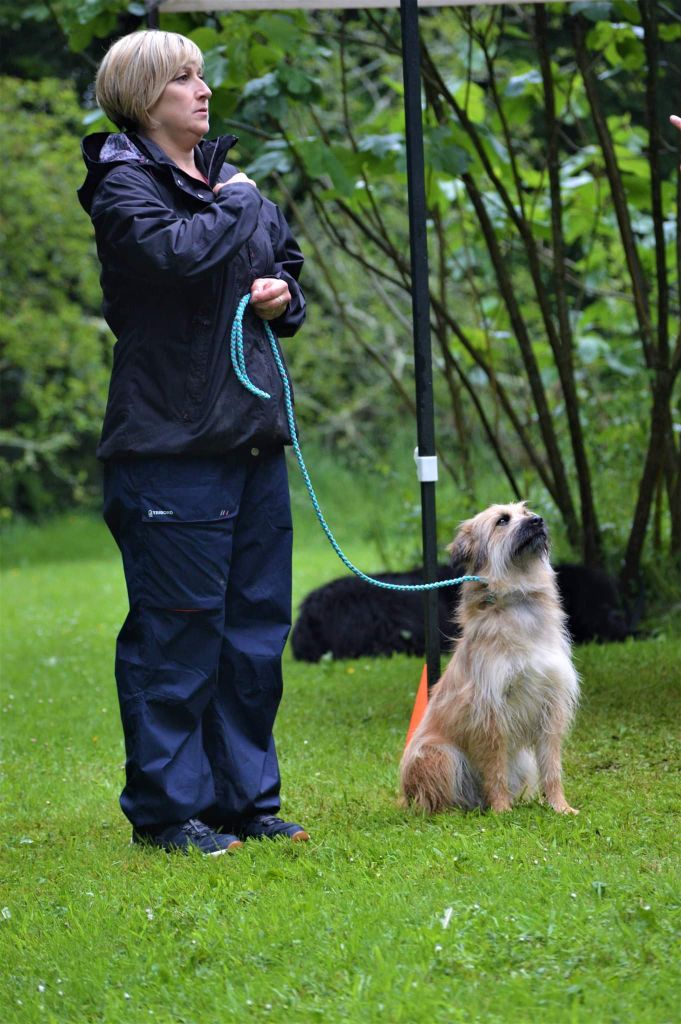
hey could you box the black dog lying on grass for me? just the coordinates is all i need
[291,562,632,663]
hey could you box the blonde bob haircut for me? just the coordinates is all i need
[96,30,204,132]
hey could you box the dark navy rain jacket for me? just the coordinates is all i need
[78,132,305,460]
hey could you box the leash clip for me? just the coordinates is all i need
[414,448,438,483]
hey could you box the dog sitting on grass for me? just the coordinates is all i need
[400,503,579,815]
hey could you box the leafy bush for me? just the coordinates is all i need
[0,77,111,517]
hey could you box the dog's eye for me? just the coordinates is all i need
[496,514,511,526]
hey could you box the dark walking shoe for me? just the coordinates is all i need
[132,818,243,855]
[238,814,310,842]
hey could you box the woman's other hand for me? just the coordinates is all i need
[250,278,291,320]
[213,172,257,194]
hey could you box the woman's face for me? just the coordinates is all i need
[148,63,212,142]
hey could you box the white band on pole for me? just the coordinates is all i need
[414,448,438,483]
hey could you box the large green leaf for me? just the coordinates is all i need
[426,125,471,177]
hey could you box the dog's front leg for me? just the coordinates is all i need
[536,715,578,815]
[477,717,512,812]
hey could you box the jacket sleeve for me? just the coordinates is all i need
[267,204,306,338]
[90,164,263,282]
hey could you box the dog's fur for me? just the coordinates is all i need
[290,565,457,662]
[290,563,630,664]
[400,502,579,815]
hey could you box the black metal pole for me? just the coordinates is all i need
[147,2,160,29]
[399,0,441,689]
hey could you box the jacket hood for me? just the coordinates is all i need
[77,131,238,214]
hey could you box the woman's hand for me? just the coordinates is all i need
[213,172,257,194]
[250,278,291,320]
[670,117,680,168]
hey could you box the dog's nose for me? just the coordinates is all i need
[531,515,544,526]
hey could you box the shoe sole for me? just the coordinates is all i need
[244,830,310,841]
[209,840,244,856]
[131,839,244,854]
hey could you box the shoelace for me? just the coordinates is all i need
[183,818,213,837]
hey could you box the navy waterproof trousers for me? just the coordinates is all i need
[103,448,292,829]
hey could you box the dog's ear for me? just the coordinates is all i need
[447,521,475,574]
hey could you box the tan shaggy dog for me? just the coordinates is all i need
[400,502,579,815]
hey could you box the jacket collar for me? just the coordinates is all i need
[78,131,239,211]
[129,133,239,188]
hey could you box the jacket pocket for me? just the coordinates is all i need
[247,219,276,278]
[180,315,213,422]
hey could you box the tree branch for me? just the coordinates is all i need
[535,4,601,563]
[572,14,656,369]
[461,171,580,547]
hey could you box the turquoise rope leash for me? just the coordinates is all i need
[230,293,485,593]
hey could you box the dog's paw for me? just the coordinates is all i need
[551,801,579,815]
[490,797,513,813]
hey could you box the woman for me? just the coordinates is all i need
[78,30,308,854]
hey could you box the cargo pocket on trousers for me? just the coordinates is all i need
[140,491,238,613]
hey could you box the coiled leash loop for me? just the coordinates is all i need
[230,293,485,592]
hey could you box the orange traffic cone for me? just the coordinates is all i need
[404,664,429,751]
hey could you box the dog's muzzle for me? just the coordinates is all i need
[513,516,548,557]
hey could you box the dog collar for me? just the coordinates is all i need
[478,589,531,608]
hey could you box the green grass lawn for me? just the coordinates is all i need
[1,504,680,1024]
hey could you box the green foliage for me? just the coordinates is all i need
[0,77,110,516]
[4,3,680,584]
[1,514,680,1022]
[37,0,130,51]
[193,4,677,570]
